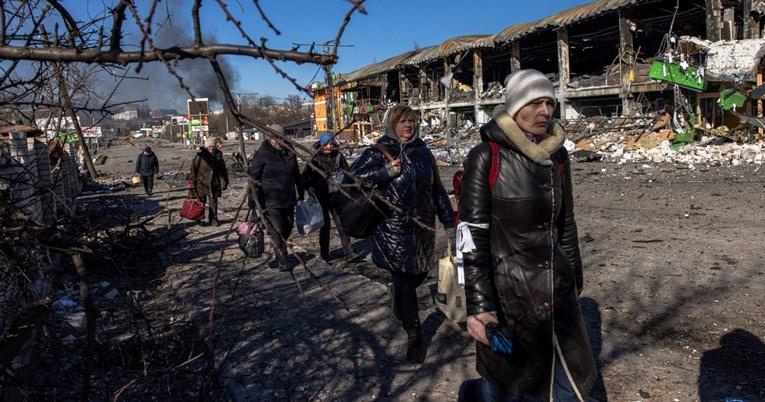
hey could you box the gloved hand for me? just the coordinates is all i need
[485,322,513,355]
[446,227,456,256]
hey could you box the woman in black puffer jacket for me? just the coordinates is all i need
[352,104,454,363]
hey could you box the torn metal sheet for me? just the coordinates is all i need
[735,113,765,129]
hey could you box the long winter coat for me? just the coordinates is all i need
[352,134,454,275]
[191,148,228,199]
[248,140,302,209]
[300,149,348,206]
[135,150,159,177]
[460,111,597,399]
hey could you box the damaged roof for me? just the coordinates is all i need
[405,35,494,65]
[496,0,646,44]
[0,125,43,136]
[337,49,419,83]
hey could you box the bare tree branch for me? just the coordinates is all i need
[191,0,203,47]
[0,43,334,64]
[332,0,367,58]
[253,0,281,36]
[110,0,128,52]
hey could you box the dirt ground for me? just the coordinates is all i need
[18,139,765,401]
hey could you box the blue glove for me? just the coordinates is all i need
[485,322,513,355]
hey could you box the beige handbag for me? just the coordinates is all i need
[435,244,467,323]
[131,175,141,185]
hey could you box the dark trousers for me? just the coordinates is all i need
[264,208,293,264]
[461,357,581,402]
[141,175,154,195]
[391,271,428,331]
[319,200,352,258]
[206,195,218,222]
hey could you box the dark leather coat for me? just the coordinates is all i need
[352,135,454,274]
[248,141,303,209]
[460,114,596,398]
[191,148,228,199]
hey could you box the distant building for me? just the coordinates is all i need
[114,106,139,121]
[150,109,179,118]
[282,120,312,138]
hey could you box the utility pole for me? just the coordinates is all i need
[323,43,336,131]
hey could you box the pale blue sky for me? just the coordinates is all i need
[67,0,591,105]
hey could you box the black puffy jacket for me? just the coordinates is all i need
[248,141,303,209]
[135,150,159,177]
[460,112,596,399]
[352,135,454,275]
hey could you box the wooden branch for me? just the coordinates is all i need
[110,1,128,52]
[0,43,334,65]
[45,0,82,46]
[72,253,96,402]
[0,0,5,45]
[332,0,367,58]
[192,0,203,47]
[253,0,281,35]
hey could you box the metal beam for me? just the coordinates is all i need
[557,28,570,119]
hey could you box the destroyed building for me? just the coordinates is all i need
[312,0,765,150]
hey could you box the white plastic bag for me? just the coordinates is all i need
[295,195,324,235]
[435,245,467,323]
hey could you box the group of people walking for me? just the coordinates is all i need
[141,68,597,401]
[242,69,596,402]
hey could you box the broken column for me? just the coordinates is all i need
[7,131,43,222]
[557,27,570,120]
[32,137,55,225]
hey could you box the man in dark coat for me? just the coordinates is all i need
[352,105,455,363]
[458,69,597,402]
[190,137,229,226]
[299,132,353,262]
[248,124,303,271]
[135,146,159,195]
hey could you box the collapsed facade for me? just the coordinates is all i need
[312,0,765,146]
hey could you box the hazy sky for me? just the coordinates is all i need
[68,0,591,107]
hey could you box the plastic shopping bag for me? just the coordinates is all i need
[295,195,324,235]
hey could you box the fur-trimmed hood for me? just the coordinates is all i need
[382,107,420,143]
[480,111,565,166]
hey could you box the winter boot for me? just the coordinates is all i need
[457,379,483,402]
[406,327,426,364]
[387,283,399,321]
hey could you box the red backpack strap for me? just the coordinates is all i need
[488,141,500,191]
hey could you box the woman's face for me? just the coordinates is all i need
[269,137,282,150]
[514,98,555,136]
[394,114,415,141]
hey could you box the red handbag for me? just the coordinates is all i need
[180,198,205,221]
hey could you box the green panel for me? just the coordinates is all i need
[719,89,747,111]
[648,59,707,91]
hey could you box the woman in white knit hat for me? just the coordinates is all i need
[457,69,596,402]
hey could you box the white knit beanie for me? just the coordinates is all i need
[503,69,556,118]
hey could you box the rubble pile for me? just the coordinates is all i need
[480,82,505,99]
[608,138,765,166]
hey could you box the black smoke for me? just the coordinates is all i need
[99,3,239,111]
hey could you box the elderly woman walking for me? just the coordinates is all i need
[457,69,597,402]
[352,104,455,363]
